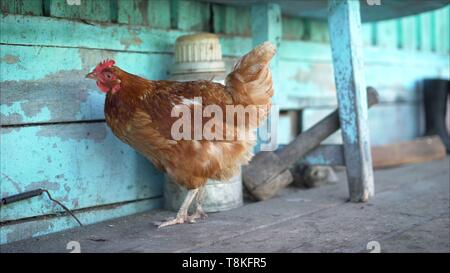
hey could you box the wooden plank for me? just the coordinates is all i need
[0,197,162,244]
[0,45,172,125]
[212,4,251,36]
[309,19,329,43]
[0,15,447,124]
[1,43,447,125]
[117,0,170,28]
[280,61,337,106]
[174,0,210,31]
[278,40,332,62]
[279,38,447,66]
[371,136,446,169]
[2,14,448,63]
[328,0,374,202]
[401,15,419,50]
[279,55,448,107]
[435,6,449,54]
[363,62,438,103]
[375,19,398,49]
[47,0,114,22]
[419,11,433,51]
[2,44,445,125]
[430,11,437,52]
[282,16,305,40]
[302,107,342,145]
[302,145,345,166]
[0,14,188,54]
[302,103,424,146]
[118,0,150,26]
[0,122,164,222]
[362,23,375,46]
[0,0,42,15]
[367,103,423,146]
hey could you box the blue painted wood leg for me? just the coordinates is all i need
[250,3,282,152]
[327,0,375,202]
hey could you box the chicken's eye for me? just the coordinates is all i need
[105,73,112,79]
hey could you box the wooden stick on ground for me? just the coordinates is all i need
[371,136,447,169]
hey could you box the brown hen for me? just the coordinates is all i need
[86,41,276,227]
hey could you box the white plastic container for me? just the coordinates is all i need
[170,33,226,83]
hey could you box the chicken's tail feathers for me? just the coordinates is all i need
[226,41,276,109]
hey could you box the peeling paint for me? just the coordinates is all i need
[289,64,336,93]
[120,35,143,50]
[1,70,93,124]
[0,113,23,125]
[1,54,20,64]
[19,104,52,120]
[24,180,60,192]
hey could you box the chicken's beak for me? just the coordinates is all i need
[85,72,97,80]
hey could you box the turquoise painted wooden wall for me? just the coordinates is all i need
[1,0,449,244]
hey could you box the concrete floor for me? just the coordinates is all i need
[1,157,449,253]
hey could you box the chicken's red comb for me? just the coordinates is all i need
[95,59,115,73]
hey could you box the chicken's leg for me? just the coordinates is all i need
[188,186,208,222]
[158,188,198,228]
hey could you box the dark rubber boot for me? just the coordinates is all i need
[423,79,450,153]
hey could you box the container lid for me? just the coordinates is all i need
[172,33,226,75]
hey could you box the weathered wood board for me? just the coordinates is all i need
[0,197,162,244]
[174,0,211,31]
[0,0,43,16]
[2,28,447,126]
[375,19,398,48]
[1,1,448,54]
[1,122,164,222]
[0,44,172,125]
[46,0,115,22]
[371,136,447,169]
[212,4,251,36]
[117,0,171,28]
[302,103,424,146]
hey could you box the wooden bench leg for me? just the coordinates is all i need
[328,0,374,202]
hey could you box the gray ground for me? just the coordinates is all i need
[1,157,449,253]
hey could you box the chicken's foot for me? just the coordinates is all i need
[188,186,208,222]
[157,188,198,228]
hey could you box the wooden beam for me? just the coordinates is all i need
[328,0,374,202]
[302,145,345,166]
[0,122,164,223]
[372,136,447,169]
[0,0,43,16]
[301,136,446,169]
